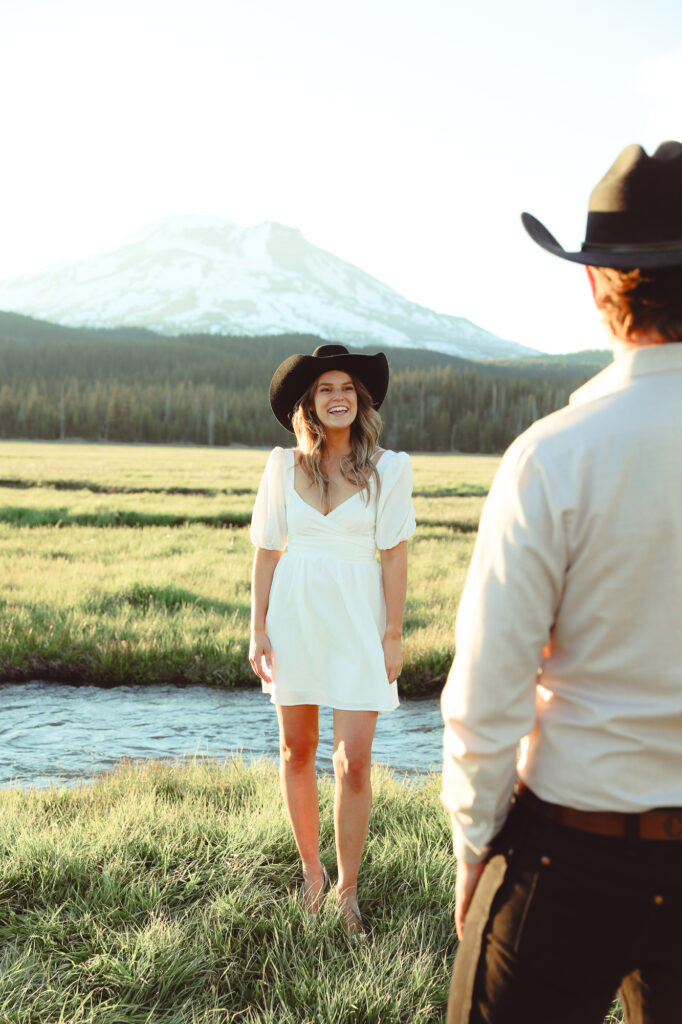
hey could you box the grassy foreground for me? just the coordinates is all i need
[1,758,456,1024]
[0,442,498,695]
[0,758,625,1024]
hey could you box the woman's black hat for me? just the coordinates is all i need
[269,343,389,432]
[522,141,682,269]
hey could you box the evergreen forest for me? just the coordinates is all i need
[0,312,610,453]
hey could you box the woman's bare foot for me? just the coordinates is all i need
[302,862,328,915]
[335,885,366,936]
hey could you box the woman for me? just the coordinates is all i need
[249,343,415,934]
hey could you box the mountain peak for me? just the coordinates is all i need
[0,218,538,358]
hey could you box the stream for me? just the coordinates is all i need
[0,681,444,789]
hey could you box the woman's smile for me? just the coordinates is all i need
[314,371,358,428]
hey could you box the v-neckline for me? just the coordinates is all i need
[289,449,387,519]
[292,485,363,519]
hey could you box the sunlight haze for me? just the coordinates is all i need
[1,0,680,353]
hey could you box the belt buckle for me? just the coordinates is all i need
[660,810,682,839]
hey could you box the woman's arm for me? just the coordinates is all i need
[379,540,408,684]
[249,547,282,683]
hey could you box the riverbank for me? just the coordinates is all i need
[0,520,461,696]
[0,443,494,697]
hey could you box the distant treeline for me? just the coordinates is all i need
[0,312,609,453]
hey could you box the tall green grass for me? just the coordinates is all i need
[0,758,624,1023]
[0,486,482,532]
[0,442,485,694]
[0,442,501,495]
[0,522,474,693]
[0,441,269,493]
[0,758,457,1023]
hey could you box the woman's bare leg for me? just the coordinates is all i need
[332,709,378,928]
[276,704,325,909]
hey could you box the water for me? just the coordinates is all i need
[0,681,444,789]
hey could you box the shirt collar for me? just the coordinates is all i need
[569,342,682,408]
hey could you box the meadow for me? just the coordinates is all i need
[0,441,626,1023]
[0,757,625,1024]
[0,441,499,696]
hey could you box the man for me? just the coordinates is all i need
[441,142,682,1024]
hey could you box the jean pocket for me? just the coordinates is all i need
[493,844,601,966]
[489,857,542,956]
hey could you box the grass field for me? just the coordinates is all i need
[0,441,499,695]
[0,757,624,1024]
[0,442,626,1024]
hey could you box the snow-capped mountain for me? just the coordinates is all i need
[0,216,537,359]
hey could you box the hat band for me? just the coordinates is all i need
[582,238,682,254]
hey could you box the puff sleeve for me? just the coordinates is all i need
[375,451,416,550]
[250,447,289,551]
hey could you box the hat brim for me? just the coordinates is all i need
[270,351,389,432]
[521,212,682,269]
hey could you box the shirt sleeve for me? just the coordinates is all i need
[440,438,566,863]
[375,451,417,551]
[250,447,289,551]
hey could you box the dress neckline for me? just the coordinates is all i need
[288,448,389,518]
[292,486,364,519]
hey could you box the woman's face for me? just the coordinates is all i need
[313,371,358,431]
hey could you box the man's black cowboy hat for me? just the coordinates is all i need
[522,141,682,269]
[270,343,389,432]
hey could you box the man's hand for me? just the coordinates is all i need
[455,859,486,940]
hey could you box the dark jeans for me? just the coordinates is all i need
[447,799,682,1024]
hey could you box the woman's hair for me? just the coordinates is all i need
[291,374,382,510]
[589,265,682,342]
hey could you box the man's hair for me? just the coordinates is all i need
[590,266,682,342]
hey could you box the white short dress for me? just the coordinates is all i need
[250,447,416,712]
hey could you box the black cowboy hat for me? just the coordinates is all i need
[522,141,682,269]
[270,343,389,432]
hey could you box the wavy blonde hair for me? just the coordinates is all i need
[291,374,382,511]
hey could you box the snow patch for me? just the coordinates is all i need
[0,214,537,359]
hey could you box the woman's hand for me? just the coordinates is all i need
[249,629,273,684]
[379,543,407,686]
[382,631,402,684]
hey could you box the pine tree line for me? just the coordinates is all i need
[0,369,582,453]
[0,319,604,452]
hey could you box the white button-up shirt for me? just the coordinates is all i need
[441,343,682,863]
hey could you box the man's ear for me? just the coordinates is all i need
[586,266,601,306]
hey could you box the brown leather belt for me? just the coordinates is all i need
[516,782,682,841]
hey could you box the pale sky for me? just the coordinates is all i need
[1,0,680,353]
